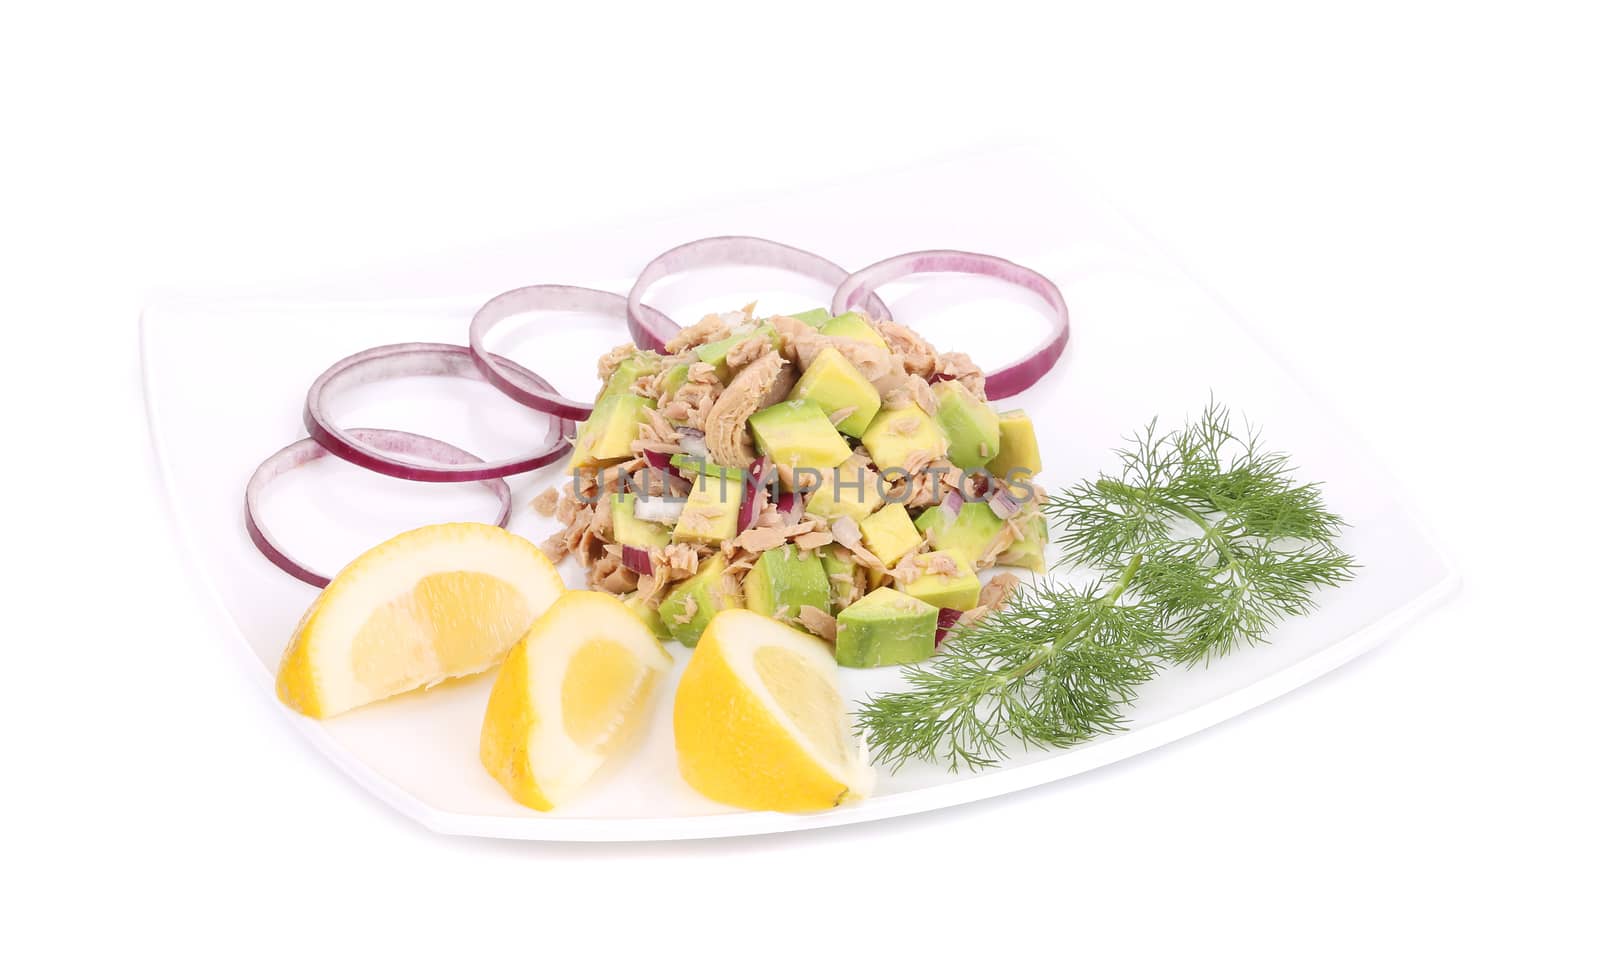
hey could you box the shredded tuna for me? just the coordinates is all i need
[530,487,560,517]
[665,314,731,353]
[920,552,960,578]
[959,572,1022,626]
[673,594,699,625]
[725,333,773,371]
[793,529,834,551]
[798,605,837,642]
[596,344,639,382]
[878,320,939,379]
[732,525,787,553]
[935,351,987,398]
[705,350,790,467]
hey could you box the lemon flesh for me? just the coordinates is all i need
[275,522,564,719]
[673,609,873,813]
[480,591,672,811]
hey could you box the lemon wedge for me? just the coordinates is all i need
[673,608,873,812]
[480,591,672,810]
[275,522,564,719]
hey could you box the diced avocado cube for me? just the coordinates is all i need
[897,550,981,611]
[819,544,856,612]
[932,380,1001,471]
[694,323,780,382]
[658,555,739,646]
[988,409,1043,488]
[859,503,920,568]
[612,493,673,549]
[623,592,672,643]
[804,461,883,523]
[997,510,1047,573]
[669,453,747,484]
[818,311,888,351]
[671,473,743,544]
[914,500,1005,568]
[570,393,652,467]
[748,399,853,477]
[835,586,938,668]
[785,308,831,329]
[743,545,831,627]
[657,361,691,405]
[788,346,881,437]
[859,406,948,473]
[596,351,663,403]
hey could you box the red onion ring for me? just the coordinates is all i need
[245,429,514,588]
[304,342,570,481]
[625,236,894,352]
[468,285,674,420]
[830,250,1070,400]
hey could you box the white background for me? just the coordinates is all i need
[3,2,1595,957]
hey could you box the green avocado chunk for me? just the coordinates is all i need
[570,393,653,467]
[748,398,854,477]
[623,592,672,643]
[818,311,888,350]
[669,453,747,484]
[859,405,948,473]
[743,544,831,628]
[897,550,981,611]
[859,502,920,568]
[656,361,691,408]
[694,323,781,382]
[612,493,673,549]
[788,346,881,437]
[596,351,663,403]
[932,380,1001,471]
[835,586,938,668]
[671,473,743,544]
[658,555,739,646]
[988,409,1042,484]
[784,308,831,329]
[818,544,857,612]
[996,510,1047,573]
[804,459,884,523]
[914,499,1005,568]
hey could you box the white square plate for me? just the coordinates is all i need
[141,149,1456,841]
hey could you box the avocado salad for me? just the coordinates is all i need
[534,303,1046,669]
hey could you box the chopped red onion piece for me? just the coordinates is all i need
[738,457,771,533]
[245,429,513,588]
[642,449,672,471]
[941,490,964,519]
[626,236,893,352]
[774,490,801,522]
[621,545,655,575]
[303,342,570,481]
[989,486,1022,519]
[631,495,685,525]
[830,250,1070,400]
[678,432,709,459]
[468,284,674,419]
[935,608,963,646]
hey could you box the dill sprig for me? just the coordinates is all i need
[858,402,1356,771]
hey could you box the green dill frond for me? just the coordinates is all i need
[858,402,1355,768]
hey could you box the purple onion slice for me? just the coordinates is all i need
[468,284,674,420]
[830,250,1070,400]
[935,607,963,646]
[626,236,893,352]
[245,429,514,588]
[621,545,655,576]
[304,342,570,482]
